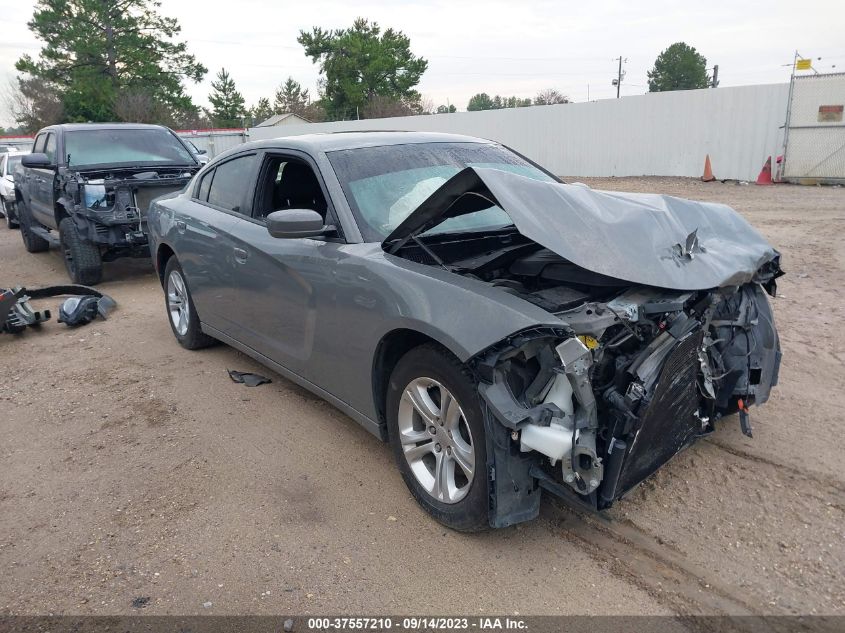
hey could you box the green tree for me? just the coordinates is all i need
[298,18,428,120]
[436,104,456,114]
[250,97,274,124]
[647,42,710,92]
[467,93,494,111]
[16,0,206,123]
[274,77,309,115]
[207,68,245,128]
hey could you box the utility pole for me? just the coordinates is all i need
[612,56,626,98]
[711,64,719,88]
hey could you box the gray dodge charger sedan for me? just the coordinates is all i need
[148,132,782,531]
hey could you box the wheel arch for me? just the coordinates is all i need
[371,328,464,429]
[55,198,74,227]
[156,243,176,286]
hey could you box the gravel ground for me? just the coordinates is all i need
[1,177,843,618]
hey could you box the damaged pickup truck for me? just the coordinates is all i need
[15,123,200,284]
[148,132,782,531]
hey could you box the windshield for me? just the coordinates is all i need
[64,128,196,168]
[327,142,556,242]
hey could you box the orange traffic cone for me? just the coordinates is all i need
[756,156,774,185]
[701,155,715,182]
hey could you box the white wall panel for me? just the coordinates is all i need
[248,83,790,181]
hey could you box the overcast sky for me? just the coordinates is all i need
[1,0,843,126]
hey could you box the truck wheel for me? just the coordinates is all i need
[18,201,49,252]
[4,200,19,229]
[163,257,215,350]
[386,343,489,532]
[59,217,103,285]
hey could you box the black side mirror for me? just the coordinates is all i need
[21,152,52,168]
[196,148,207,155]
[266,209,328,239]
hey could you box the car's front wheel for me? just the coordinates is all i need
[163,257,215,350]
[59,217,103,285]
[386,344,489,532]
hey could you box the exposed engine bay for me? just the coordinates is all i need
[60,167,193,252]
[389,225,782,519]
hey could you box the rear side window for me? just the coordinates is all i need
[207,154,256,213]
[196,169,213,202]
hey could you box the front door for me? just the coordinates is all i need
[27,132,57,225]
[225,152,343,379]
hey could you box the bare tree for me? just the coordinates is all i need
[534,88,570,105]
[4,77,64,132]
[360,95,415,119]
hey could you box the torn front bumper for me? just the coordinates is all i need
[472,285,781,527]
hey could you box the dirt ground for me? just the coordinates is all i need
[1,178,843,619]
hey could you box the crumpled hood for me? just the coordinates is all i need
[383,167,780,291]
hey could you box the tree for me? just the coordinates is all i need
[534,88,570,105]
[467,93,532,111]
[647,42,710,92]
[274,77,309,116]
[467,93,494,111]
[250,97,274,124]
[4,76,64,132]
[298,18,428,120]
[436,104,456,114]
[16,0,206,123]
[207,68,245,128]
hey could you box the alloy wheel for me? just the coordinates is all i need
[167,269,190,336]
[397,377,475,504]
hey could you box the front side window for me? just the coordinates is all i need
[64,128,195,169]
[32,134,46,154]
[327,142,556,242]
[253,156,328,221]
[207,154,256,213]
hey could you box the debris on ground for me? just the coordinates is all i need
[227,369,272,387]
[1,284,116,334]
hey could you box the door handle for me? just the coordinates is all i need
[233,247,248,264]
[175,220,187,233]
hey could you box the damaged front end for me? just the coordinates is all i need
[60,168,195,257]
[383,166,783,527]
[471,280,781,526]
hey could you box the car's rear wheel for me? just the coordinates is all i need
[59,217,103,285]
[163,257,215,350]
[18,201,49,252]
[386,344,489,531]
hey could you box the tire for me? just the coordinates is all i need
[18,200,49,252]
[59,217,103,285]
[386,343,489,532]
[4,200,19,229]
[163,256,215,350]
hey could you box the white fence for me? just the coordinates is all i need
[782,72,845,183]
[250,83,790,182]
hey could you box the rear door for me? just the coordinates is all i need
[174,152,259,339]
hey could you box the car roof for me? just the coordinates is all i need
[38,122,172,133]
[242,131,494,154]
